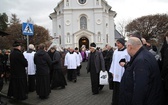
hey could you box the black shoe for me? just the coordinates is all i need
[99,87,103,91]
[73,80,77,83]
[60,86,65,89]
[39,96,48,99]
[92,92,99,95]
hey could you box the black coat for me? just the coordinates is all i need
[34,49,52,75]
[52,51,62,70]
[161,44,168,90]
[87,51,105,73]
[104,48,113,71]
[10,49,28,78]
[119,47,162,105]
[7,48,28,100]
[34,49,52,97]
[51,51,67,89]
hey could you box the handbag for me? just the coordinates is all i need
[99,70,109,85]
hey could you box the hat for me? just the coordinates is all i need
[117,38,125,46]
[90,42,96,47]
[12,41,21,47]
[75,47,78,50]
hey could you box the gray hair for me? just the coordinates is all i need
[28,44,35,50]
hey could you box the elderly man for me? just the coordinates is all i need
[87,42,105,95]
[119,37,162,105]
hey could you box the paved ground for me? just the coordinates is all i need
[0,62,113,105]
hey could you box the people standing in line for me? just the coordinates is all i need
[7,41,28,100]
[34,44,52,99]
[103,44,114,90]
[23,44,36,92]
[160,31,168,104]
[119,37,163,105]
[86,42,105,95]
[47,47,56,83]
[109,38,130,105]
[74,47,82,76]
[50,46,67,89]
[64,47,80,83]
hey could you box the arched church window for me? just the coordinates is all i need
[96,0,99,5]
[98,32,101,42]
[66,0,69,6]
[59,25,61,29]
[59,35,61,44]
[80,16,87,29]
[67,33,70,43]
[106,34,108,43]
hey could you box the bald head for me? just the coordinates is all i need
[127,37,142,47]
[127,37,143,57]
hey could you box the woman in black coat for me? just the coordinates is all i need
[34,44,52,99]
[7,41,28,100]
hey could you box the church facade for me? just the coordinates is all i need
[50,0,116,49]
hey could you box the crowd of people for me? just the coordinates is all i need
[0,31,168,105]
[0,41,88,101]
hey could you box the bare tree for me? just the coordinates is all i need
[27,17,34,24]
[125,14,168,41]
[117,19,131,37]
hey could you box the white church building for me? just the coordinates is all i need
[49,0,117,49]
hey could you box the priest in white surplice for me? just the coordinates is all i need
[109,38,130,105]
[64,47,80,83]
[23,44,36,92]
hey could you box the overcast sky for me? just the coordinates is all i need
[0,0,168,35]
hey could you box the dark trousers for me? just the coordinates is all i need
[67,69,77,81]
[90,69,99,94]
[77,66,81,76]
[28,75,36,92]
[108,72,114,90]
[112,82,120,105]
[90,69,104,94]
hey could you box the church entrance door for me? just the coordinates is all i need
[79,37,89,50]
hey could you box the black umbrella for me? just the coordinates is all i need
[0,30,9,37]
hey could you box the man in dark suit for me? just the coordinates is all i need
[87,42,105,95]
[119,37,162,105]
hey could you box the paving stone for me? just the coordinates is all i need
[1,62,113,105]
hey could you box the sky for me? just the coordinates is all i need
[0,0,168,35]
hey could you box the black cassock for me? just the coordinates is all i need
[7,49,28,100]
